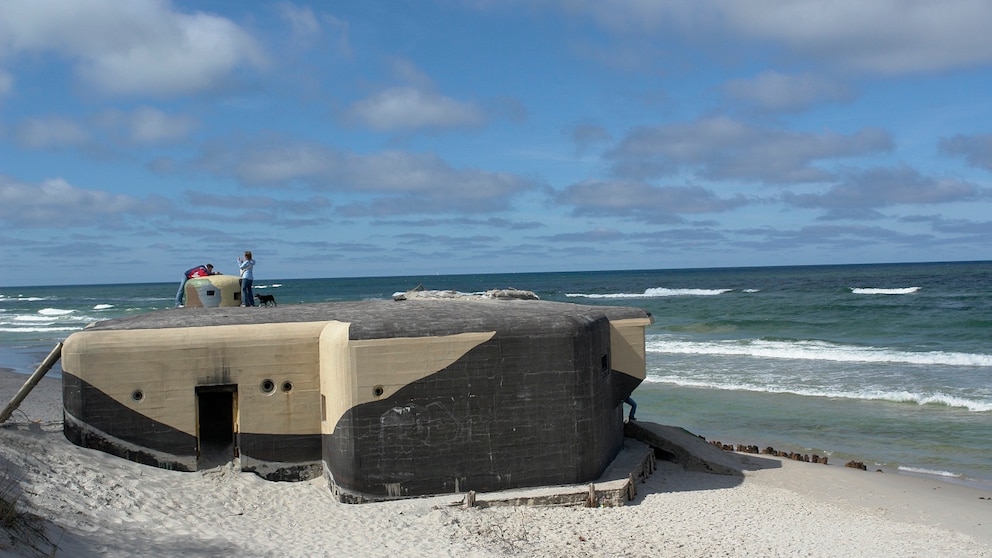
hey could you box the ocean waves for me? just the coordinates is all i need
[568,288,733,298]
[896,466,963,478]
[647,336,992,367]
[568,286,923,298]
[850,286,920,295]
[646,335,992,412]
[567,285,924,299]
[0,308,100,334]
[643,373,992,412]
[0,305,128,337]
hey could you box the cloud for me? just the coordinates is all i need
[276,2,351,57]
[0,70,11,96]
[184,191,331,215]
[371,217,544,230]
[331,151,533,215]
[0,175,169,227]
[782,165,982,210]
[607,116,892,183]
[733,223,935,254]
[555,179,748,223]
[938,134,992,172]
[14,107,196,150]
[0,0,266,96]
[927,216,992,235]
[718,0,992,74]
[901,214,992,236]
[209,142,334,184]
[32,240,137,260]
[394,232,500,249]
[197,141,539,215]
[814,208,888,221]
[723,71,856,113]
[96,107,197,145]
[346,86,486,131]
[536,228,628,243]
[343,58,485,132]
[277,2,321,42]
[567,123,613,154]
[629,227,728,246]
[387,58,434,89]
[523,0,992,75]
[13,117,89,149]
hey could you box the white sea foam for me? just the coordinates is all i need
[1,307,99,334]
[850,287,920,295]
[646,337,992,367]
[567,288,732,298]
[38,308,75,316]
[93,304,114,310]
[643,375,992,412]
[0,326,81,333]
[897,466,962,478]
[0,295,50,302]
[832,390,992,412]
[14,315,56,323]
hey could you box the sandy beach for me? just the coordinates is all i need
[1,370,989,558]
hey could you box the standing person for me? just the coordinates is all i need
[238,251,256,307]
[624,395,637,422]
[175,264,219,307]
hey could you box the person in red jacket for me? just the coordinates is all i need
[174,263,218,307]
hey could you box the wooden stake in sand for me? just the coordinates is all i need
[0,342,63,424]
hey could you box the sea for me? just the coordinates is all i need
[2,261,990,489]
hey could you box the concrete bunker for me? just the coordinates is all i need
[61,299,651,502]
[183,274,242,308]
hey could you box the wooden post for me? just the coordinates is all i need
[464,490,476,508]
[586,483,596,507]
[0,342,63,424]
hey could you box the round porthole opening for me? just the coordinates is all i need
[281,381,293,392]
[131,389,144,402]
[372,385,384,397]
[261,379,275,393]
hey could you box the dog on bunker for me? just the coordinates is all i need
[255,293,277,307]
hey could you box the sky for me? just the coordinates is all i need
[2,0,992,286]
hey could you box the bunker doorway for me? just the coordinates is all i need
[196,385,238,470]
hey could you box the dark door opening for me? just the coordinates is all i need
[196,385,238,469]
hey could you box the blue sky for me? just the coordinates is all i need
[2,0,992,286]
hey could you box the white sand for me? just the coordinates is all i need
[1,371,990,558]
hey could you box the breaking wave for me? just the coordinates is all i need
[646,337,992,367]
[851,287,920,295]
[568,288,733,298]
[642,374,992,412]
[897,466,962,478]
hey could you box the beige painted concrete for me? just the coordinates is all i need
[185,275,242,307]
[609,317,651,380]
[62,322,329,436]
[320,325,494,434]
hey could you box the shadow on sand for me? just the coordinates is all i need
[448,420,783,508]
[622,420,782,499]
